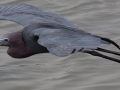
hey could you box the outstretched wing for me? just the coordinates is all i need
[23,23,109,57]
[0,4,77,27]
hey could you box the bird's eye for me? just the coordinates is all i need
[4,38,9,42]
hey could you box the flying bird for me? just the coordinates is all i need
[0,4,120,63]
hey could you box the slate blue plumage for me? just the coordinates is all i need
[0,4,120,63]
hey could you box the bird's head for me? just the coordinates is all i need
[0,30,48,58]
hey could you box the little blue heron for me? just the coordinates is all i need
[0,4,120,63]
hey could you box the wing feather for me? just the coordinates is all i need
[26,23,108,57]
[0,4,77,28]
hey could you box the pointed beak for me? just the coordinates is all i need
[0,39,5,45]
[0,38,9,46]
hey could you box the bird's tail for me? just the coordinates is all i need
[83,37,120,63]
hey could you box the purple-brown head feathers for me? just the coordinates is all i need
[0,29,48,58]
[0,30,33,58]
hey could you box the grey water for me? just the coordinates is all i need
[0,0,120,90]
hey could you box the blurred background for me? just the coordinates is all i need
[0,0,120,90]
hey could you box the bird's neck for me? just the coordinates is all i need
[6,30,32,58]
[7,30,49,58]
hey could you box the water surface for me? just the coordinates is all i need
[0,0,120,90]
